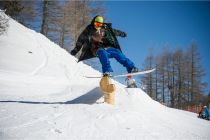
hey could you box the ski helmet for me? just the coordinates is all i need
[94,16,103,29]
[94,16,103,23]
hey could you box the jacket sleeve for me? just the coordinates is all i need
[112,28,127,37]
[72,27,90,53]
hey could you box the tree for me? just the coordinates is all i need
[208,92,210,108]
[20,1,36,28]
[173,49,186,108]
[63,0,91,47]
[0,0,36,28]
[40,0,49,36]
[141,52,156,98]
[154,62,159,101]
[169,52,176,108]
[39,0,65,45]
[162,49,176,108]
[186,43,207,105]
[58,6,68,48]
[158,52,167,103]
[0,0,23,20]
[0,10,9,35]
[61,0,105,50]
[89,1,106,17]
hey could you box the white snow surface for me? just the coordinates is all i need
[0,14,210,140]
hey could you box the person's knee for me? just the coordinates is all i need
[97,48,106,56]
[108,47,120,53]
[97,48,105,53]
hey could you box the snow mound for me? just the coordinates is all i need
[0,13,210,140]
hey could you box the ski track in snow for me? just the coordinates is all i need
[29,31,48,76]
[0,13,210,140]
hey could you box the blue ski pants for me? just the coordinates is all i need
[96,47,135,73]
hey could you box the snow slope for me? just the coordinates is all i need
[0,13,210,140]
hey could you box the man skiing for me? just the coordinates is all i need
[70,15,138,77]
[203,106,210,120]
[198,106,210,120]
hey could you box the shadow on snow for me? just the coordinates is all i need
[0,87,103,105]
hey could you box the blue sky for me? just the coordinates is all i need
[104,1,210,92]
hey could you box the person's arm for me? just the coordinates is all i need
[71,27,89,55]
[103,23,127,38]
[112,28,127,38]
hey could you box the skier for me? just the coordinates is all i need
[70,15,138,78]
[203,106,210,120]
[198,106,210,120]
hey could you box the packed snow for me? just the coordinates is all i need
[0,13,210,140]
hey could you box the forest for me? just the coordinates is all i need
[141,44,209,109]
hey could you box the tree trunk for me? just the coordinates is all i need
[40,0,48,36]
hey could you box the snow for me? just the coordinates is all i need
[0,13,210,140]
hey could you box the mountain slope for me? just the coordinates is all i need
[0,13,210,140]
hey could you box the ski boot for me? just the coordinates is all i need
[103,72,111,77]
[131,67,139,73]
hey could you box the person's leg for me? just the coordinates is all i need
[97,48,113,73]
[106,47,136,73]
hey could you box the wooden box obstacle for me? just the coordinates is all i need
[99,76,116,105]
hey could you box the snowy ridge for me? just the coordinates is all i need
[0,13,210,140]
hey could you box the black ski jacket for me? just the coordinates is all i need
[71,16,127,62]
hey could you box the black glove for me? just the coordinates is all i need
[70,49,77,56]
[121,32,127,37]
